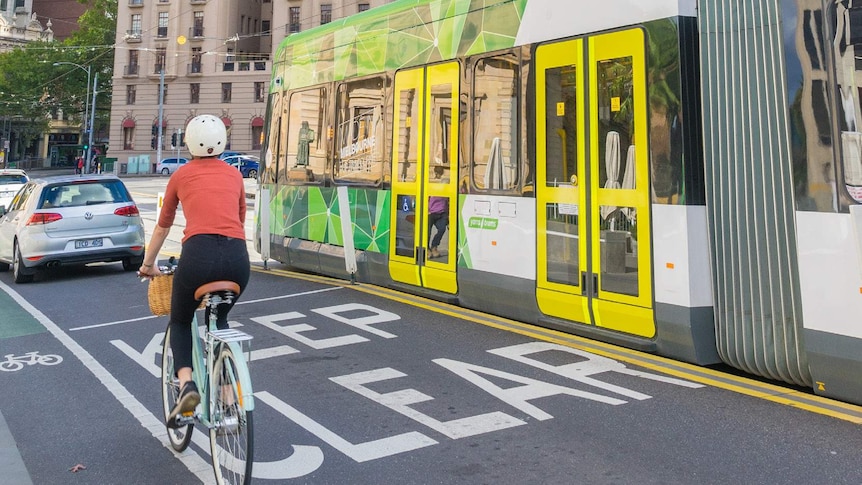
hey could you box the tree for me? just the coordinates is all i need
[0,0,116,160]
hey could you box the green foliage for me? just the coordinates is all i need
[0,0,116,156]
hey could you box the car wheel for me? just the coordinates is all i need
[12,242,33,284]
[248,169,257,178]
[123,256,144,272]
[161,168,170,175]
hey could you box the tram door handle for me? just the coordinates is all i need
[592,273,598,297]
[581,272,587,296]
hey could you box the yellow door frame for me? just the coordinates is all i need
[536,28,655,338]
[389,63,459,294]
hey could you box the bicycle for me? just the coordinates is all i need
[155,263,255,484]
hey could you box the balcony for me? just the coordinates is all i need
[124,64,140,76]
[125,30,142,43]
[221,60,269,72]
[128,0,143,7]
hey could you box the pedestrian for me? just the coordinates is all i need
[76,156,84,174]
[427,196,448,258]
[137,114,250,428]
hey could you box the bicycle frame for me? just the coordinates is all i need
[188,310,255,427]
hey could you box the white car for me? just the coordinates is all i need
[0,169,28,212]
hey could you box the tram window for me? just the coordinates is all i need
[284,87,328,184]
[429,84,453,185]
[333,76,389,186]
[263,92,282,184]
[396,87,420,183]
[544,65,578,187]
[473,55,520,191]
[597,57,635,192]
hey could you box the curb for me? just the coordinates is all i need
[0,407,33,485]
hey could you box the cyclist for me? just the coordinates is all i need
[138,114,250,427]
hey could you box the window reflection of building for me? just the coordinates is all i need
[334,77,388,185]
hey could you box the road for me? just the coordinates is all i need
[0,176,861,484]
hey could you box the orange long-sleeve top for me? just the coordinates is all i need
[157,157,247,243]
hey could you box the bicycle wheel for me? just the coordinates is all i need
[161,325,194,452]
[209,345,253,484]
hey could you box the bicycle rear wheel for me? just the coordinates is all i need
[209,345,253,484]
[161,325,194,452]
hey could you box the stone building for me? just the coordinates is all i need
[109,0,391,173]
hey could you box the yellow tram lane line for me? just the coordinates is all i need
[257,264,862,425]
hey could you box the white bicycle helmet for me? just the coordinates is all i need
[185,114,226,157]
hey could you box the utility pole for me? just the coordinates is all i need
[85,72,98,174]
[156,69,165,173]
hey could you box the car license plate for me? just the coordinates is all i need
[75,238,103,249]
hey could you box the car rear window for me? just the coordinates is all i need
[39,181,132,208]
[0,175,26,184]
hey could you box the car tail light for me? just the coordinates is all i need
[115,205,140,217]
[26,213,62,225]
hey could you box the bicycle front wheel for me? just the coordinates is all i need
[209,345,253,484]
[161,325,194,452]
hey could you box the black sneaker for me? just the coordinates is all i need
[166,381,200,428]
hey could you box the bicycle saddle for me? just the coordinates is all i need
[195,281,241,300]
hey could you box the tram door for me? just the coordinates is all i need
[535,29,655,338]
[388,62,459,294]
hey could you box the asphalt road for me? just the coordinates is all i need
[0,176,861,484]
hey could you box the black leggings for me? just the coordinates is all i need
[170,234,250,370]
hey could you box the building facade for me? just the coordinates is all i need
[109,0,390,173]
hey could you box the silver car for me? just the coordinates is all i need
[0,175,145,283]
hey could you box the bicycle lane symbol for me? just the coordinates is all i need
[0,352,63,372]
[110,330,325,480]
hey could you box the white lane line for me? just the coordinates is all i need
[0,280,215,484]
[68,286,344,332]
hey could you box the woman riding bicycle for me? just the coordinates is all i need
[138,114,250,427]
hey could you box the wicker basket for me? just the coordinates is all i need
[148,274,174,316]
[147,273,208,316]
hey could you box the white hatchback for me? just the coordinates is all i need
[0,169,28,212]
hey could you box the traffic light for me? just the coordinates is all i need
[151,136,157,149]
[152,125,158,136]
[83,142,89,150]
[171,132,177,148]
[179,131,185,147]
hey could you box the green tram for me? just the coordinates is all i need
[256,0,862,407]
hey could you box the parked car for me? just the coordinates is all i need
[0,175,145,283]
[0,169,28,212]
[218,151,246,160]
[222,155,260,178]
[156,157,189,175]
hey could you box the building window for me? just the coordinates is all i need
[190,47,202,73]
[158,12,168,38]
[155,47,166,73]
[130,14,142,36]
[358,3,369,12]
[190,83,200,104]
[254,82,265,103]
[126,85,136,105]
[123,126,134,150]
[222,83,232,103]
[193,11,204,37]
[252,124,263,150]
[289,7,300,33]
[127,49,139,75]
[321,4,332,25]
[161,84,168,103]
[262,20,271,35]
[286,87,328,182]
